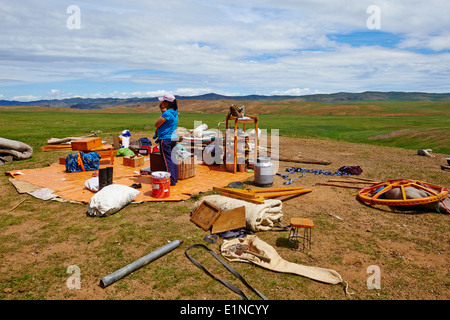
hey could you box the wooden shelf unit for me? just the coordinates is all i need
[223,114,259,173]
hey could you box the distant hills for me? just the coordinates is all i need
[1,91,449,109]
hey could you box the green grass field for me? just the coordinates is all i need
[1,100,449,155]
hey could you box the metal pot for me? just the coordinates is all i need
[254,156,273,187]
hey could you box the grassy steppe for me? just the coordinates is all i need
[0,101,449,301]
[1,99,449,154]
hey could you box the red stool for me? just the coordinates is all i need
[288,218,314,250]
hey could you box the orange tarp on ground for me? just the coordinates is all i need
[7,157,252,203]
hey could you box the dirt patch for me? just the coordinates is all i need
[368,129,413,140]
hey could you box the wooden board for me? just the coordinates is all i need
[212,186,311,203]
[219,192,265,204]
[211,206,246,234]
[190,201,222,231]
[112,135,121,149]
[212,187,265,204]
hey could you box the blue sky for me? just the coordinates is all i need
[1,0,449,101]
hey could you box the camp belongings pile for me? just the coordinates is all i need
[188,190,354,298]
[5,128,449,298]
[62,132,143,217]
[187,157,449,298]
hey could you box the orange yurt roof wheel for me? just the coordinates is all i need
[357,179,449,207]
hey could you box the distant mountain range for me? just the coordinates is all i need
[1,91,449,109]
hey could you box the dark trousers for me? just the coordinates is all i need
[159,139,178,186]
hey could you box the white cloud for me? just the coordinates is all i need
[0,0,449,99]
[398,34,450,51]
[173,88,214,96]
[11,95,42,102]
[269,88,324,96]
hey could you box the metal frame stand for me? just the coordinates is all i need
[288,218,314,251]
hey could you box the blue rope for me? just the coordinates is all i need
[276,167,351,185]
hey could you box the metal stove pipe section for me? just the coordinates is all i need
[100,239,183,288]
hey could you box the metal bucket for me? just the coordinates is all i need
[151,171,171,198]
[254,157,273,187]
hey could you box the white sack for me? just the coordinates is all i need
[87,184,140,217]
[192,124,208,137]
[85,177,99,192]
[192,194,283,232]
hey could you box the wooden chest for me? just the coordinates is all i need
[123,155,145,167]
[71,137,102,151]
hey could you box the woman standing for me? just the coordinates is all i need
[155,93,179,186]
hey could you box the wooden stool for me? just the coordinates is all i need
[288,218,314,250]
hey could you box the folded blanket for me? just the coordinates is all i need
[0,137,33,164]
[47,134,97,145]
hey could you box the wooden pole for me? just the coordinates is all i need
[271,156,331,165]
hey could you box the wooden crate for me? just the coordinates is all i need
[178,156,197,180]
[190,201,221,231]
[211,206,246,234]
[71,137,102,151]
[123,155,145,167]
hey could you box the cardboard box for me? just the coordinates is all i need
[123,155,145,167]
[71,137,102,151]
